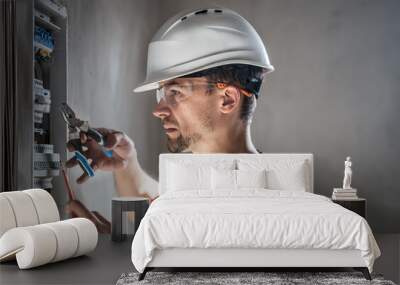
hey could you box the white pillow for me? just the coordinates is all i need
[266,163,307,191]
[211,168,236,190]
[211,168,267,190]
[236,169,267,188]
[167,162,212,191]
[238,159,308,191]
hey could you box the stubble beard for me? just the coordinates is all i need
[167,132,200,153]
[166,113,215,153]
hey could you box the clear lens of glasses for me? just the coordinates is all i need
[156,83,205,105]
[156,86,185,105]
[155,82,248,105]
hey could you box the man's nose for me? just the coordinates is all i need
[152,100,171,119]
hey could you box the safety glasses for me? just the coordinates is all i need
[156,81,252,106]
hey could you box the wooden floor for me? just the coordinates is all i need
[0,234,398,284]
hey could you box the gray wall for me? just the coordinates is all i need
[67,0,399,233]
[66,0,162,220]
[158,0,400,233]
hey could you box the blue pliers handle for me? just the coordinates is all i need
[85,128,113,158]
[60,102,113,177]
[103,149,113,158]
[69,138,113,177]
[74,151,95,177]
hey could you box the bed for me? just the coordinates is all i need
[131,153,381,280]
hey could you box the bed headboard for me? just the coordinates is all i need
[159,153,314,195]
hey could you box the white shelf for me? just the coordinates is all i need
[35,15,61,31]
[35,0,67,19]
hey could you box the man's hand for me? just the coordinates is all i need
[64,199,111,234]
[66,128,136,184]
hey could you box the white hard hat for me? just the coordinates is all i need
[134,7,274,93]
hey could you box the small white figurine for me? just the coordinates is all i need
[342,156,353,189]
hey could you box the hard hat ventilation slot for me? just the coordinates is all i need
[194,9,208,15]
[181,9,222,22]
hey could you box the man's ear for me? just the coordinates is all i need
[219,86,241,114]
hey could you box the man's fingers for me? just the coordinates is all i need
[76,161,98,184]
[65,157,78,168]
[81,149,91,158]
[90,161,98,171]
[104,131,125,149]
[66,143,75,152]
[67,140,80,152]
[99,157,126,170]
[77,172,90,184]
[80,132,88,144]
[96,128,118,135]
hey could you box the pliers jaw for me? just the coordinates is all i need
[60,103,96,177]
[60,103,105,145]
[60,103,113,179]
[60,103,78,126]
[60,103,87,136]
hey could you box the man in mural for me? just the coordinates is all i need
[66,8,274,201]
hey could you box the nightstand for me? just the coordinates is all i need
[332,198,366,218]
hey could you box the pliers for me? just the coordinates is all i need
[60,102,113,177]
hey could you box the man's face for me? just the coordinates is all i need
[152,77,218,153]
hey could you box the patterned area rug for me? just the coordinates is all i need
[116,271,396,285]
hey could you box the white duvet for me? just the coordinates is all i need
[131,190,380,273]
